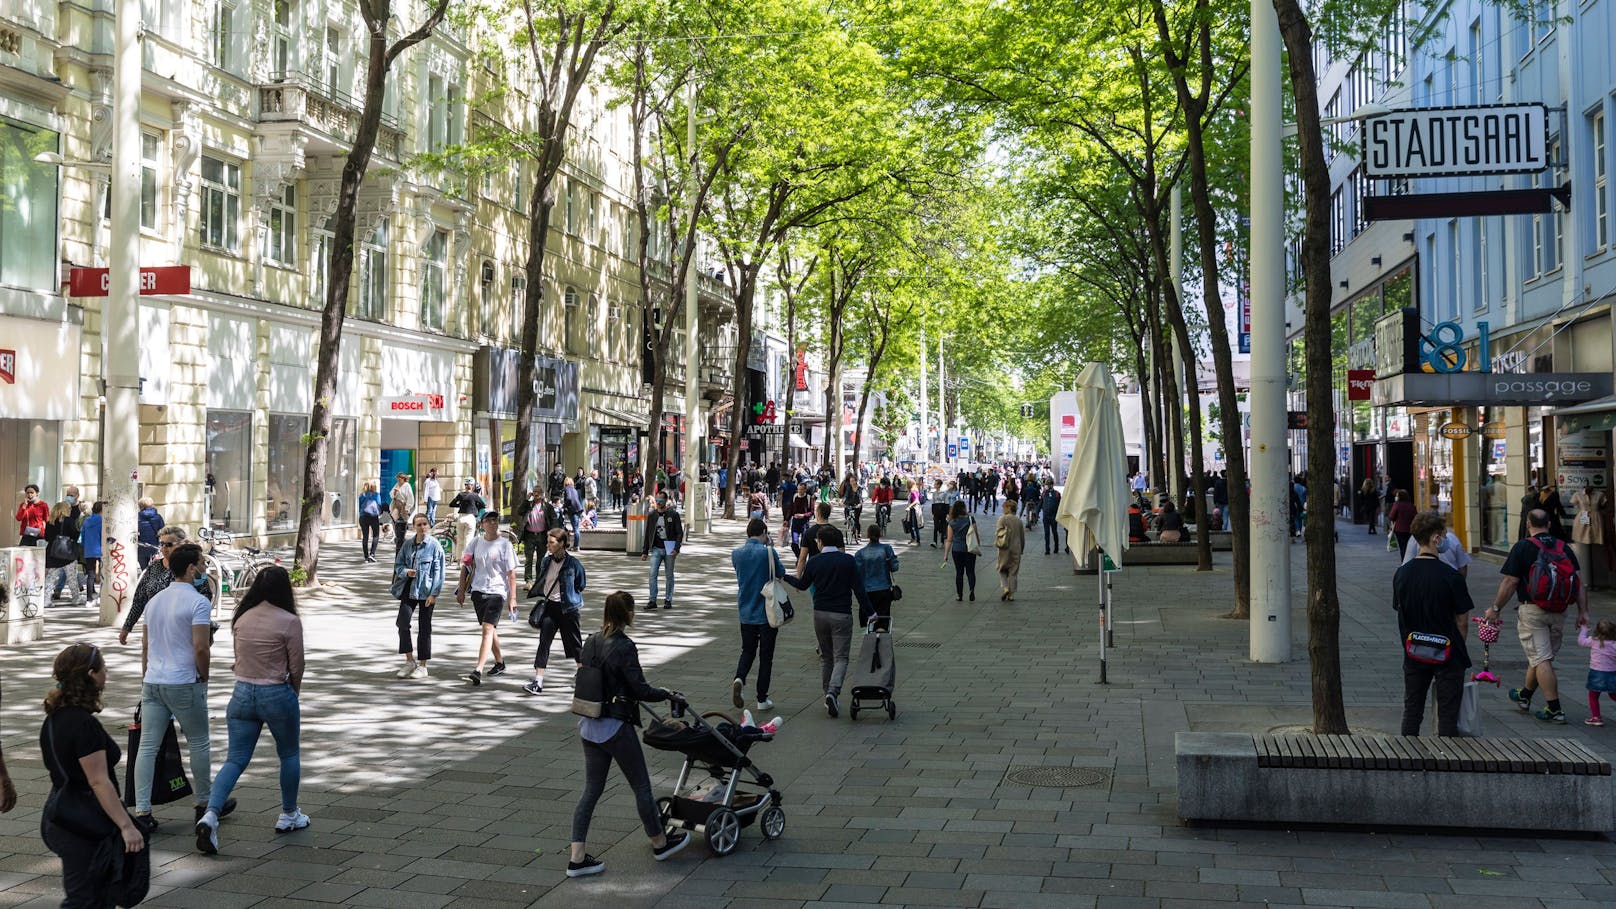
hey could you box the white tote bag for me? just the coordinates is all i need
[760,545,795,628]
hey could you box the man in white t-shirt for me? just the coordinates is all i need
[1399,528,1472,576]
[133,542,233,830]
[456,511,517,686]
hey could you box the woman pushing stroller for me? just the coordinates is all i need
[567,591,690,878]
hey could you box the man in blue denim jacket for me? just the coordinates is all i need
[730,518,786,712]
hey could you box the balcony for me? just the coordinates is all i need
[700,364,732,403]
[258,74,405,160]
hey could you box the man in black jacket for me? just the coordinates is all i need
[782,525,872,718]
[639,492,685,609]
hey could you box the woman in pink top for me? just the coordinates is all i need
[1578,619,1616,727]
[194,565,307,855]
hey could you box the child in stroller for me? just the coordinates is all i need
[641,702,787,856]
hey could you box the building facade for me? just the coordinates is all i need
[0,0,732,546]
[1298,0,1616,570]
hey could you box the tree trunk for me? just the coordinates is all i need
[294,2,447,583]
[1274,0,1348,735]
[723,268,760,519]
[513,175,558,508]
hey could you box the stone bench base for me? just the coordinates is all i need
[1176,732,1615,832]
[578,529,628,552]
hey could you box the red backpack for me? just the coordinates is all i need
[1524,536,1580,613]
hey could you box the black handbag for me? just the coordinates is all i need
[890,584,903,602]
[47,531,78,564]
[527,568,566,629]
[121,706,192,807]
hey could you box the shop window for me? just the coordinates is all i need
[322,417,357,526]
[0,119,60,293]
[200,155,241,252]
[1594,109,1608,251]
[267,414,307,532]
[206,411,253,533]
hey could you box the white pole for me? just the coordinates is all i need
[1248,0,1291,662]
[683,80,704,534]
[1169,183,1185,504]
[919,328,928,469]
[938,336,947,467]
[100,3,141,626]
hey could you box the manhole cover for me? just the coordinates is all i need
[896,641,941,649]
[1004,766,1109,788]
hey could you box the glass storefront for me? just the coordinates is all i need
[322,417,357,526]
[0,419,60,508]
[205,411,252,532]
[1478,408,1509,547]
[267,414,306,532]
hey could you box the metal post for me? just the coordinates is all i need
[1248,0,1291,662]
[99,5,141,626]
[1098,562,1108,684]
[919,328,928,469]
[938,336,946,466]
[683,80,704,534]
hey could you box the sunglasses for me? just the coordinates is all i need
[158,541,177,549]
[74,641,102,672]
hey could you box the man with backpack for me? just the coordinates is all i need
[1484,508,1590,724]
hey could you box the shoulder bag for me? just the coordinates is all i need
[527,562,567,629]
[761,546,795,628]
[122,704,192,807]
[966,519,983,556]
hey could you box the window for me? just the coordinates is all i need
[264,184,296,267]
[1548,137,1564,271]
[588,294,600,352]
[609,301,623,361]
[1475,218,1489,311]
[324,27,342,97]
[267,414,307,532]
[1329,188,1345,255]
[1447,220,1460,320]
[138,132,160,230]
[510,275,526,341]
[272,1,294,77]
[206,411,253,532]
[1349,168,1366,238]
[199,155,241,251]
[479,260,498,337]
[564,287,580,354]
[513,162,525,213]
[427,75,444,150]
[447,85,463,146]
[0,120,60,293]
[421,227,448,330]
[322,417,357,527]
[1594,110,1608,251]
[208,2,235,71]
[356,221,388,320]
[1468,20,1482,105]
[310,229,332,306]
[425,76,461,152]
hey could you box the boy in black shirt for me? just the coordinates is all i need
[1393,511,1473,736]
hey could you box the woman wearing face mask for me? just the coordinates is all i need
[119,527,213,646]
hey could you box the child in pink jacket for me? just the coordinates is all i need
[1577,619,1616,726]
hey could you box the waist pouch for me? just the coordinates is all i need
[1405,631,1453,665]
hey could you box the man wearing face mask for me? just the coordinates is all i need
[131,542,233,834]
[1399,524,1472,577]
[639,492,684,609]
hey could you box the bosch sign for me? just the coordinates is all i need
[380,394,446,418]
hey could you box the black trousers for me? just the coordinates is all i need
[952,552,977,597]
[572,723,661,843]
[734,622,779,700]
[359,515,381,558]
[393,519,408,551]
[42,822,118,909]
[534,602,583,669]
[1402,658,1466,736]
[396,599,433,660]
[932,509,949,545]
[859,588,894,631]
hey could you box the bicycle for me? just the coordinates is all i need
[207,545,286,606]
[843,504,864,544]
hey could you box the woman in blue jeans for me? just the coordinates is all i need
[194,566,306,854]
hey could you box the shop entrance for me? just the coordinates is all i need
[0,419,61,510]
[380,418,419,509]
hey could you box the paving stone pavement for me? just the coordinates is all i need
[2,513,1615,908]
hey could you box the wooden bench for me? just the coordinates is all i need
[1177,732,1614,832]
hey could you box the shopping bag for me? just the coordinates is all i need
[123,706,193,806]
[1456,680,1484,737]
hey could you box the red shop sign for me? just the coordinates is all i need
[65,266,192,297]
[1347,369,1375,401]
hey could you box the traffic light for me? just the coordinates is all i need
[1020,404,1036,419]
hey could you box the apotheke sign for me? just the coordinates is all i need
[1362,103,1548,179]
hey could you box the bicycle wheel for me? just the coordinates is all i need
[233,563,263,602]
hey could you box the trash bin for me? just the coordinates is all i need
[688,481,709,534]
[625,497,647,555]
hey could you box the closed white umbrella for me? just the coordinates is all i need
[1057,363,1131,682]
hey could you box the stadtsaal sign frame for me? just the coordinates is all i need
[1362,103,1549,179]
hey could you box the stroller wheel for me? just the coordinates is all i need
[759,805,786,840]
[849,705,860,720]
[887,700,897,720]
[706,808,741,856]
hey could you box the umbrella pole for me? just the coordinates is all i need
[1105,568,1115,649]
[1098,561,1108,684]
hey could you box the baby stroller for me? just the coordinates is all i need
[641,701,785,856]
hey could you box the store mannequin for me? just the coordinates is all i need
[1571,485,1606,588]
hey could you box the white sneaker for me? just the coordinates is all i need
[395,659,417,679]
[755,698,774,711]
[275,810,311,833]
[408,663,430,679]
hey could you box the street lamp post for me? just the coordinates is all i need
[99,4,142,627]
[1248,0,1291,661]
[683,81,705,534]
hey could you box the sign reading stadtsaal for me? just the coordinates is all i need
[1362,103,1548,179]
